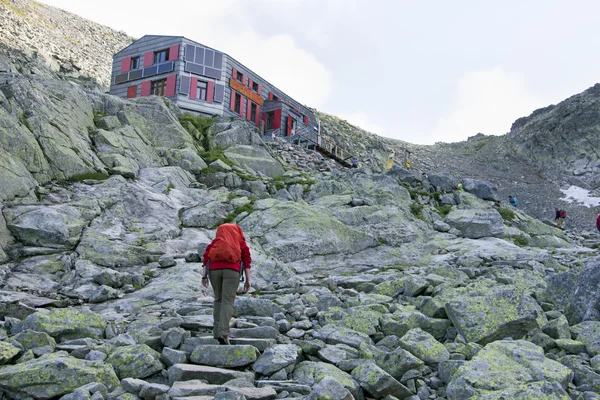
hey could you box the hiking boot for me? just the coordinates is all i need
[217,337,230,345]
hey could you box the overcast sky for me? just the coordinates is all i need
[40,0,600,144]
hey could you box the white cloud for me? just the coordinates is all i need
[428,67,547,144]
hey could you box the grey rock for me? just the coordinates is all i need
[445,209,504,239]
[351,361,413,399]
[161,327,185,349]
[168,363,255,385]
[13,329,56,351]
[446,340,572,399]
[292,361,361,400]
[105,344,164,379]
[138,382,170,400]
[234,297,282,317]
[161,347,187,367]
[22,309,107,341]
[399,328,450,365]
[89,285,119,303]
[230,326,278,339]
[168,380,226,397]
[158,255,176,268]
[190,345,258,368]
[253,344,301,376]
[210,159,232,172]
[462,178,499,201]
[0,341,20,365]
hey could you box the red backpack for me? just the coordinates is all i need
[560,210,566,219]
[208,224,243,263]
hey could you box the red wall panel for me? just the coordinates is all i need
[273,109,281,129]
[268,92,273,101]
[248,78,253,90]
[141,81,151,96]
[230,90,236,111]
[246,100,252,121]
[257,84,262,97]
[207,81,214,103]
[121,56,131,73]
[304,115,309,126]
[190,77,198,99]
[143,51,154,67]
[127,85,137,98]
[168,44,179,61]
[232,67,238,80]
[165,75,176,97]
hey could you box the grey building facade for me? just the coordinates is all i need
[110,35,318,139]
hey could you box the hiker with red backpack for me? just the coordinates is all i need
[202,223,252,345]
[555,207,566,229]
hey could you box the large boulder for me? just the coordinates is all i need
[305,376,355,400]
[22,309,107,341]
[0,354,119,399]
[292,361,362,400]
[240,201,378,263]
[398,328,450,365]
[428,173,457,192]
[253,344,301,376]
[446,340,573,399]
[445,287,546,345]
[224,144,284,177]
[105,344,164,379]
[5,204,97,249]
[0,341,20,364]
[351,361,413,399]
[462,178,499,201]
[445,209,504,239]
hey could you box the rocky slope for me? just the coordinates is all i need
[0,0,133,88]
[2,44,600,400]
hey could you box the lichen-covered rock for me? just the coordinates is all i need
[189,345,258,368]
[240,201,378,263]
[379,308,450,340]
[0,354,119,399]
[168,363,255,385]
[13,330,56,352]
[105,344,164,379]
[318,305,385,336]
[233,297,282,318]
[542,315,571,340]
[0,340,20,364]
[398,328,449,365]
[351,361,413,399]
[446,340,573,399]
[573,321,600,356]
[22,309,107,341]
[305,376,355,400]
[292,361,361,400]
[313,324,374,349]
[445,287,546,344]
[253,344,301,376]
[445,209,504,239]
[361,343,424,380]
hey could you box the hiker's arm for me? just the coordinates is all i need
[244,267,251,289]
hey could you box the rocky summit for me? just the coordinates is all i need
[1,2,600,400]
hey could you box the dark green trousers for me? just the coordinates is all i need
[209,268,239,339]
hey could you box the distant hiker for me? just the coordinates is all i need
[596,212,600,233]
[202,223,251,345]
[457,183,463,190]
[555,208,566,229]
[351,157,359,168]
[509,195,518,207]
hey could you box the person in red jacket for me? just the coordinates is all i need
[202,223,251,345]
[596,212,600,233]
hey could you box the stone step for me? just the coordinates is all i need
[228,338,277,352]
[168,380,226,397]
[180,315,214,331]
[223,384,278,400]
[230,326,278,339]
[189,345,259,368]
[256,380,311,396]
[168,363,255,385]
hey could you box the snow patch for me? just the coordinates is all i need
[560,186,600,208]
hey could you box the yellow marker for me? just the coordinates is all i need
[406,159,411,169]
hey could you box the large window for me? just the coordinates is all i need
[250,103,257,122]
[252,81,259,92]
[236,71,243,82]
[153,49,170,64]
[130,56,140,70]
[234,92,242,113]
[266,112,275,129]
[151,79,167,96]
[196,81,207,101]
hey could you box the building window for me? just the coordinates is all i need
[130,56,140,70]
[151,79,167,96]
[252,82,259,92]
[154,49,170,64]
[196,81,207,101]
[272,95,280,102]
[236,71,243,82]
[266,112,275,129]
[250,103,257,122]
[234,92,242,113]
